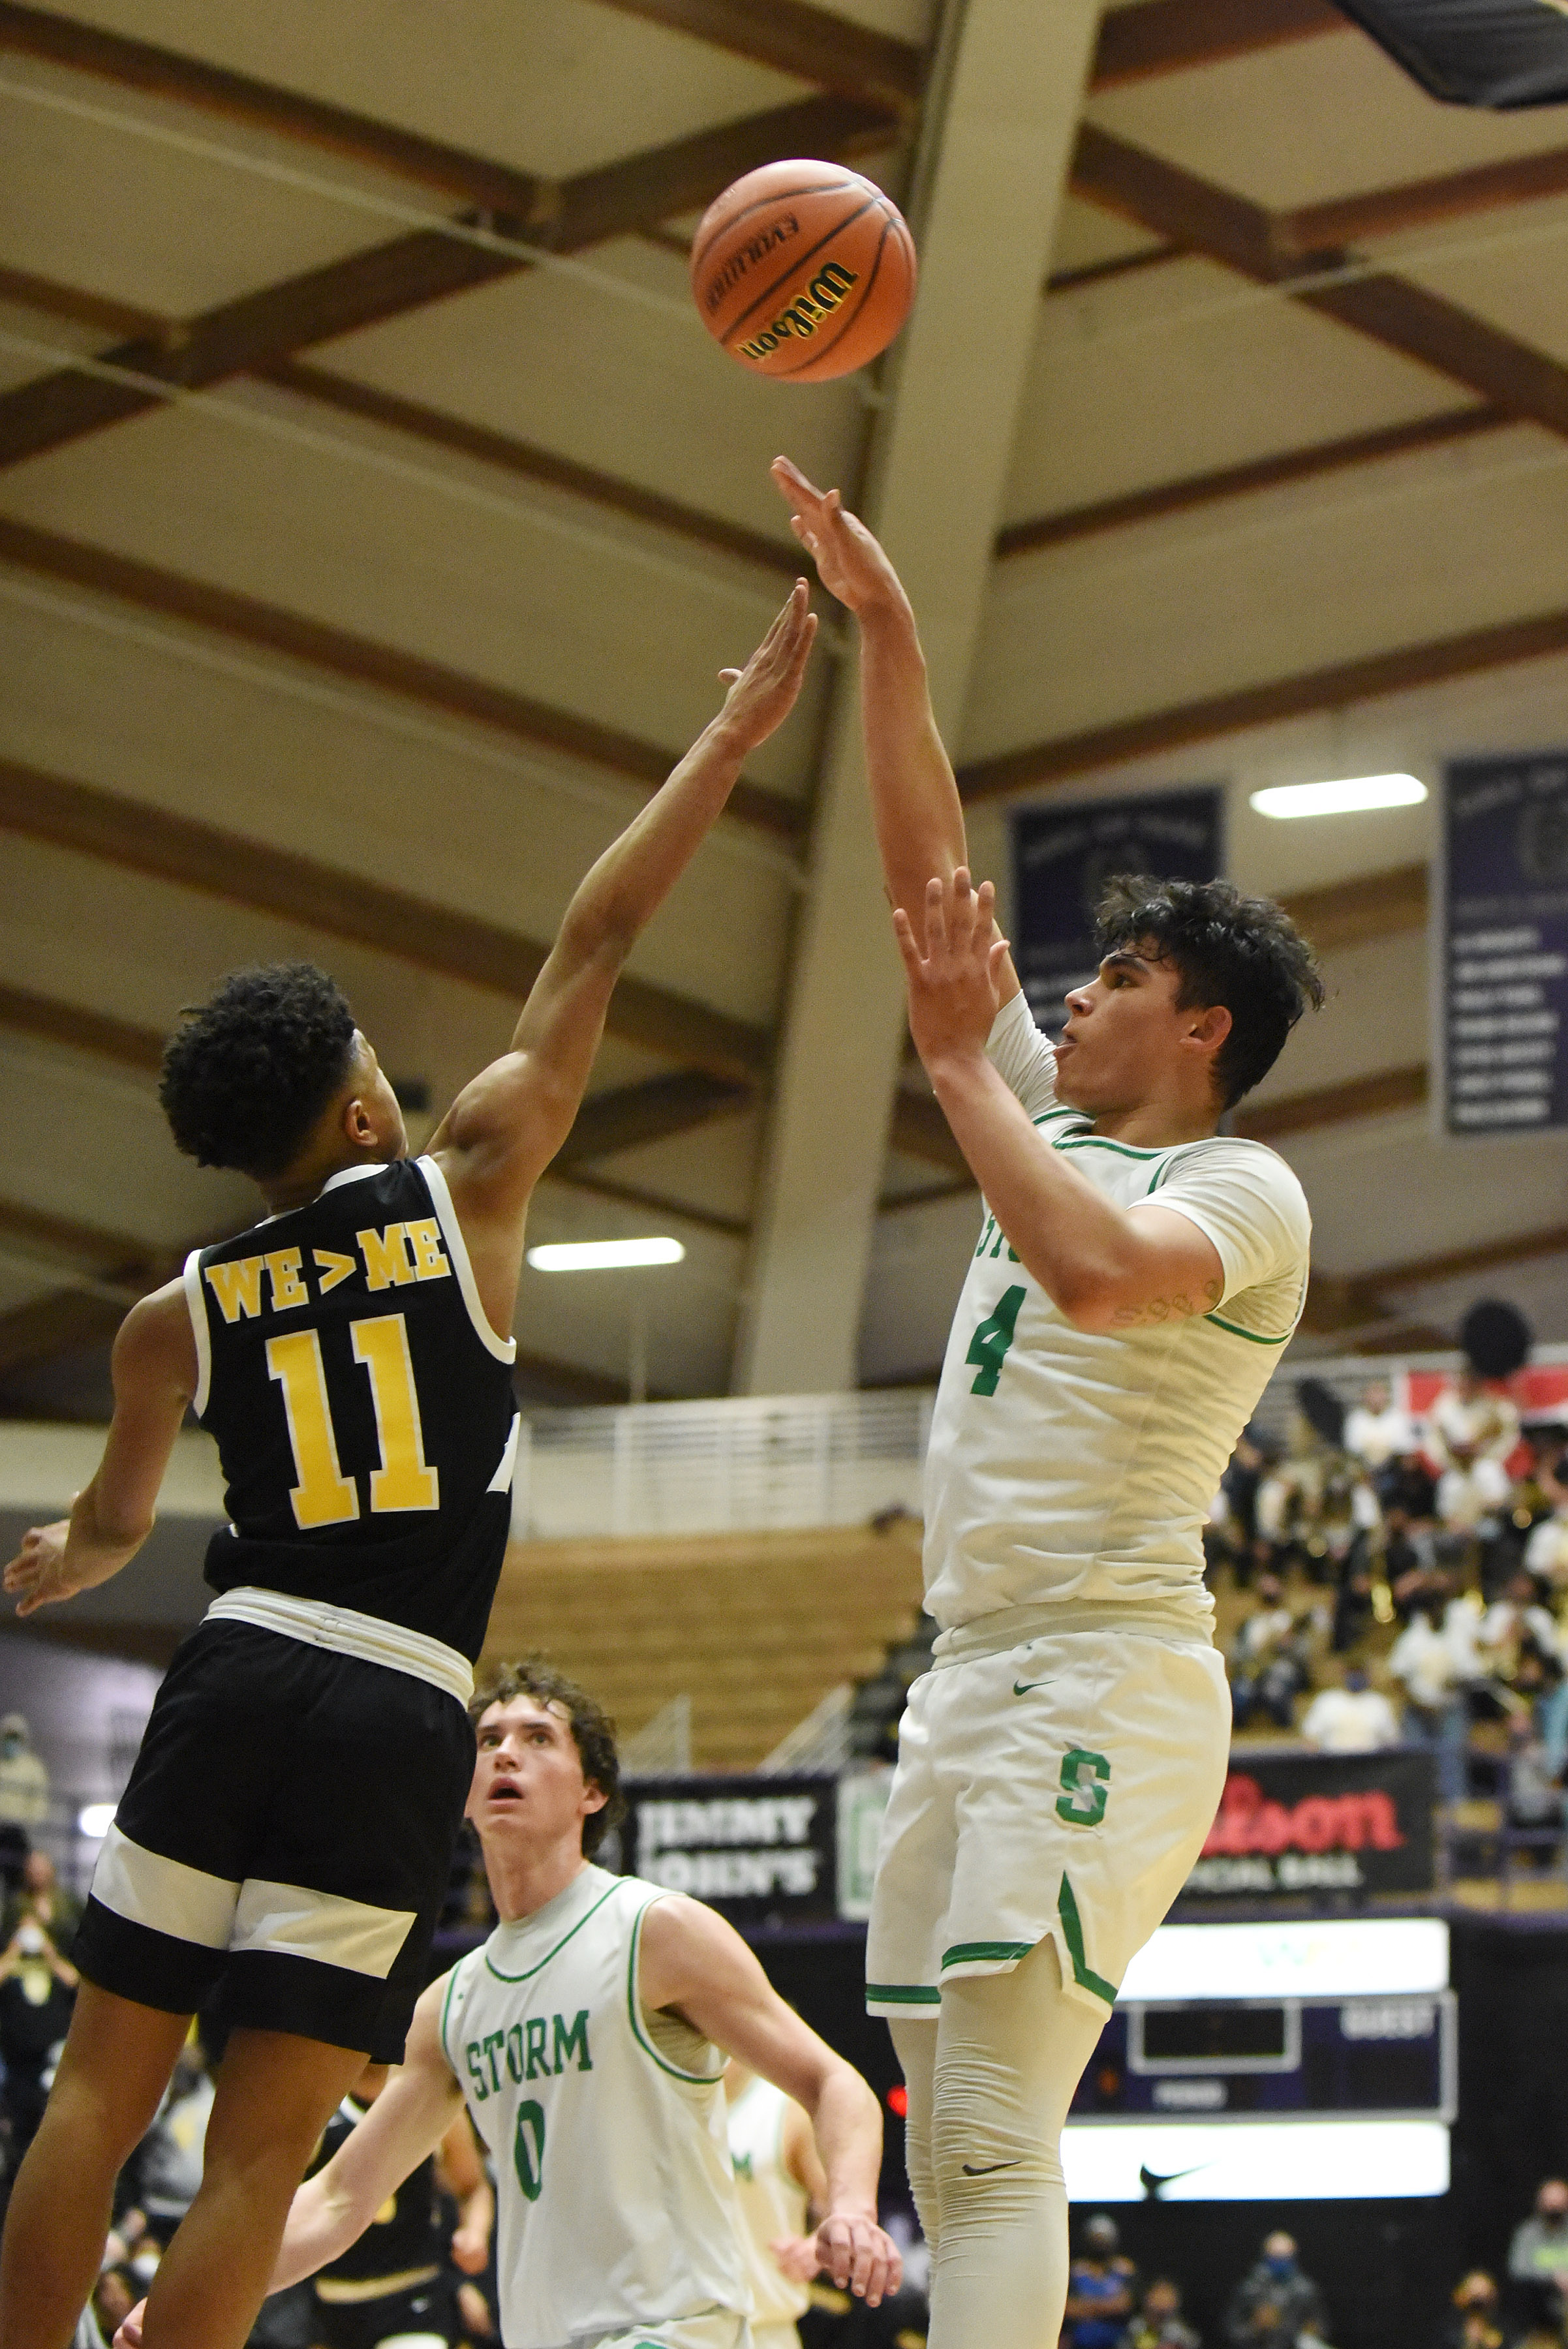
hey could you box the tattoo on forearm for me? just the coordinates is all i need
[1110,1278,1223,1330]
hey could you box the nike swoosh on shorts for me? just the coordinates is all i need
[961,2158,1022,2175]
[1012,1678,1055,1695]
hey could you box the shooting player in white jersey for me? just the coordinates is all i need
[4,585,818,2349]
[121,1661,900,2349]
[771,458,1323,2349]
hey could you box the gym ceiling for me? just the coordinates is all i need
[1,0,1566,1417]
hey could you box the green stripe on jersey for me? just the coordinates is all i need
[625,1905,724,2083]
[1057,1875,1118,2005]
[865,1983,941,2006]
[1203,1311,1292,1345]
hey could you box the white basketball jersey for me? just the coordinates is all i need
[924,992,1312,1638]
[726,2074,810,2329]
[440,1865,750,2348]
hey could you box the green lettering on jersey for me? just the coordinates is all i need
[514,2099,546,2202]
[525,2018,550,2080]
[552,2008,592,2074]
[1056,1749,1111,1828]
[966,1285,1026,1396]
[465,2040,490,2103]
[505,2023,525,2085]
[483,2031,506,2093]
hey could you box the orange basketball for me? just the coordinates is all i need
[690,159,916,384]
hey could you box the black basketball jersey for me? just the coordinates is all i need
[309,2096,441,2282]
[187,1156,517,1664]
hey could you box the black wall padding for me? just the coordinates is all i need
[1334,0,1568,108]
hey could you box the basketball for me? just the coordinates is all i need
[690,159,917,384]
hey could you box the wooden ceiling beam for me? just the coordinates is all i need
[1300,1221,1568,1336]
[957,605,1568,805]
[0,89,895,473]
[0,515,801,844]
[996,405,1505,561]
[555,1071,751,1165]
[1282,146,1568,256]
[887,1090,967,1178]
[264,361,799,578]
[1278,863,1428,953]
[0,754,772,1084]
[1235,1062,1427,1141]
[1090,0,1344,87]
[0,268,799,585]
[0,1195,161,1278]
[0,979,164,1072]
[1069,125,1568,442]
[591,0,923,113]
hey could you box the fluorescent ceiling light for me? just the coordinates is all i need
[1119,1916,1449,2003]
[1250,774,1427,818]
[527,1238,684,1272]
[78,1803,115,1839]
[1062,2117,1449,2203]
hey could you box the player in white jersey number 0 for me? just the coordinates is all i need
[121,1662,899,2349]
[772,456,1324,2349]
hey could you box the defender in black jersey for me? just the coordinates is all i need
[304,2066,490,2349]
[0,584,817,2349]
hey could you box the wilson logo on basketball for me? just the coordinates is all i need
[738,263,860,362]
[1202,1772,1407,1858]
[700,215,800,314]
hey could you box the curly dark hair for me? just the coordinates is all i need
[469,1659,626,1860]
[1095,875,1324,1109]
[159,964,358,1179]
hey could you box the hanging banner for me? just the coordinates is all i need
[1011,787,1223,1037]
[1442,754,1568,1137]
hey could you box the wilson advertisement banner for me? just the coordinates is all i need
[1183,1749,1437,1901]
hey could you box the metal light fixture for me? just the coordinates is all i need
[1249,775,1428,819]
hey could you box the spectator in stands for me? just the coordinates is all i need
[1524,1484,1568,1597]
[112,2036,213,2252]
[1389,1592,1471,1804]
[1301,1666,1400,1753]
[0,1895,78,2155]
[1432,1430,1513,1593]
[3,1849,81,1956]
[1207,1429,1274,1588]
[1483,1570,1561,1677]
[1428,1370,1520,1472]
[0,1713,49,1891]
[1345,1380,1416,1471]
[1123,2277,1201,2349]
[1434,2271,1503,2349]
[1229,1577,1312,1732]
[1224,2234,1330,2349]
[1501,1710,1565,1867]
[1065,2215,1139,2349]
[1507,2178,1568,2336]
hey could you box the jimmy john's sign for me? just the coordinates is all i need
[619,1775,837,1924]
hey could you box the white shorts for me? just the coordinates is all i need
[585,2319,752,2349]
[865,1623,1230,2020]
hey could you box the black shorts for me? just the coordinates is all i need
[310,2273,454,2348]
[73,1621,474,2061]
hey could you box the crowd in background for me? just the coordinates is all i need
[1207,1367,1568,1848]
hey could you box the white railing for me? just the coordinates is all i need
[510,1343,1568,1543]
[512,1389,932,1541]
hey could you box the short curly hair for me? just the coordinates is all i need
[469,1659,626,1860]
[1095,876,1324,1109]
[159,964,358,1179]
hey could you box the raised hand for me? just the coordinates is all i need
[769,457,905,617]
[892,868,1010,1070]
[714,578,818,751]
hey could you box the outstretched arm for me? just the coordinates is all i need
[771,456,1019,1009]
[638,1895,900,2308]
[5,1282,194,1618]
[430,585,815,1246]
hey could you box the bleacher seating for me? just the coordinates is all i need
[482,1516,926,1770]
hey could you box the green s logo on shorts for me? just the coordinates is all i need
[1056,1748,1111,1827]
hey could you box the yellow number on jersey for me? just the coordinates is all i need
[267,1313,439,1530]
[352,1313,440,1513]
[266,1330,359,1529]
